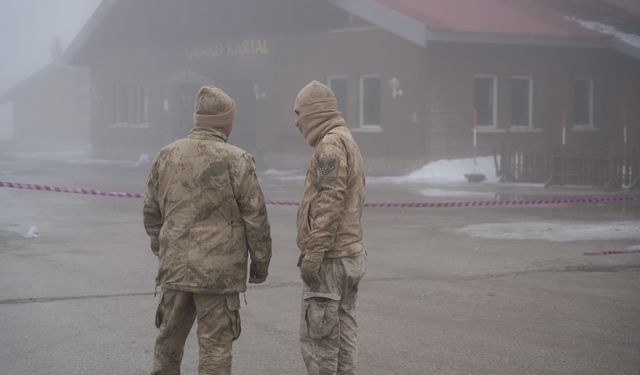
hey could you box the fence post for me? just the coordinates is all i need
[623,109,629,187]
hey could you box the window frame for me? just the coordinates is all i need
[137,84,150,125]
[358,74,382,132]
[510,76,533,129]
[115,84,130,125]
[474,74,498,129]
[573,78,594,129]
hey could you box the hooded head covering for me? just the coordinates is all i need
[193,86,236,132]
[294,80,345,146]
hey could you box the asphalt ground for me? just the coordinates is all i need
[1,142,639,374]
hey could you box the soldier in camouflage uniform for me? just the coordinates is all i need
[294,81,366,375]
[143,86,272,375]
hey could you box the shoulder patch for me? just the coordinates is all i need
[317,156,339,177]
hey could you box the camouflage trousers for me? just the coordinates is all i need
[300,252,366,375]
[151,290,241,375]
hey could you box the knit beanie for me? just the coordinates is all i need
[193,86,236,130]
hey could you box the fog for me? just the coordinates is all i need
[0,2,639,373]
[0,0,638,182]
[0,0,101,93]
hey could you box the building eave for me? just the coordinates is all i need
[326,0,428,47]
[424,29,610,48]
[611,38,640,61]
[61,0,119,65]
[328,0,609,49]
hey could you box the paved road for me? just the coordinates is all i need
[1,148,639,374]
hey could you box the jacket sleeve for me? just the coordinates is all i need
[143,154,163,256]
[234,153,272,268]
[306,138,348,260]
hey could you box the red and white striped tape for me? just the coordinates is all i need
[0,181,143,198]
[1,181,639,208]
[583,249,640,256]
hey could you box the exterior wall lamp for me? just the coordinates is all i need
[254,84,266,101]
[389,77,403,98]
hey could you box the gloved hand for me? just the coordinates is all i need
[300,253,323,288]
[249,261,269,284]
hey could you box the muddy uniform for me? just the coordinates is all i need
[144,86,271,375]
[294,81,366,375]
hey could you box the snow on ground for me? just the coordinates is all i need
[0,141,151,167]
[263,157,499,186]
[12,146,90,161]
[64,158,139,167]
[371,156,499,184]
[457,221,640,242]
[418,188,495,198]
[262,169,305,181]
[567,16,640,48]
[628,244,640,250]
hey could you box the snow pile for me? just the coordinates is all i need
[567,16,640,48]
[24,225,40,239]
[265,157,500,185]
[134,153,151,166]
[375,156,498,184]
[457,221,640,242]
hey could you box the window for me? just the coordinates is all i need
[328,76,348,120]
[510,77,532,127]
[359,75,380,128]
[75,84,90,113]
[137,85,150,123]
[474,75,497,127]
[573,79,593,127]
[116,84,130,124]
[115,84,150,125]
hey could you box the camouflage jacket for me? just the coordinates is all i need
[297,125,365,259]
[143,127,272,294]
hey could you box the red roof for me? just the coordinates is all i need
[374,0,599,38]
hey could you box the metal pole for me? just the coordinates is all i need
[623,109,628,186]
[473,109,478,166]
[562,110,567,147]
[561,110,567,185]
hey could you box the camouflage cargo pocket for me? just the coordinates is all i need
[226,294,241,341]
[303,297,339,339]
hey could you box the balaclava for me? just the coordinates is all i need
[193,86,236,133]
[294,80,346,147]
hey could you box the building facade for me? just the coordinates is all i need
[65,0,640,175]
[0,63,90,142]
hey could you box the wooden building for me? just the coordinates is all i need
[0,62,90,142]
[64,0,640,177]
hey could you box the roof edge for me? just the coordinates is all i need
[325,0,427,47]
[0,63,55,103]
[61,0,118,65]
[611,38,640,61]
[425,29,611,48]
[331,0,611,49]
